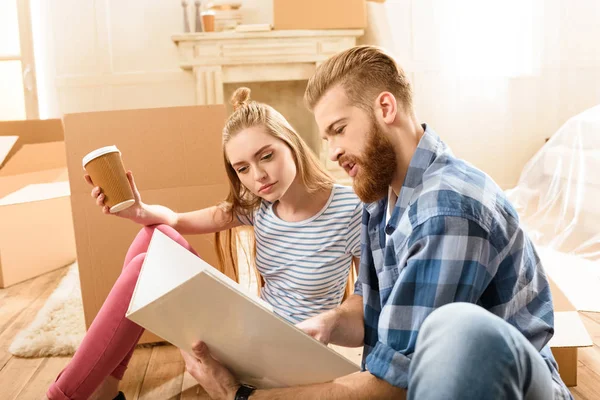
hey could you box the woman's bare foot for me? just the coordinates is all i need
[89,376,120,400]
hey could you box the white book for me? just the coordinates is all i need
[126,229,360,389]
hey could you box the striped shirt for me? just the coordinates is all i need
[355,125,571,399]
[238,184,362,324]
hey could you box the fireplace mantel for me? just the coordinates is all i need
[171,29,362,182]
[172,29,364,105]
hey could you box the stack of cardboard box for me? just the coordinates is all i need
[0,119,76,288]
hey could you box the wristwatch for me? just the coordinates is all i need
[234,383,256,400]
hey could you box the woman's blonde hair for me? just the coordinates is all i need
[215,87,337,294]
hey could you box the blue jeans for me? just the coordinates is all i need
[408,303,555,400]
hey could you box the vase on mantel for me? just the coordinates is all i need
[194,0,203,32]
[181,0,191,32]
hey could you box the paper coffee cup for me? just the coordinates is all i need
[82,146,135,213]
[202,11,215,32]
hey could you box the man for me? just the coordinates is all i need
[181,45,571,400]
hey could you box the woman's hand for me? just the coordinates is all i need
[85,171,146,223]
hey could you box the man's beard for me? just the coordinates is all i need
[342,120,397,204]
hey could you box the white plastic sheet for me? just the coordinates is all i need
[506,105,600,261]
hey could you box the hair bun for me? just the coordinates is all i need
[231,87,251,111]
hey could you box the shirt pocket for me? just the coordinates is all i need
[378,266,400,292]
[377,237,409,292]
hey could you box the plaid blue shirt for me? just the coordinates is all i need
[354,125,571,399]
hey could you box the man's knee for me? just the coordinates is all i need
[413,303,516,385]
[420,302,505,347]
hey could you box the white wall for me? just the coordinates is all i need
[32,0,320,149]
[34,0,600,189]
[33,0,197,117]
[362,0,600,188]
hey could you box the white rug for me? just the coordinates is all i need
[9,263,86,357]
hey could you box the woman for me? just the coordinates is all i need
[46,88,362,400]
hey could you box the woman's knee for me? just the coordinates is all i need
[122,252,147,275]
[141,224,196,254]
[124,224,196,271]
[150,223,178,236]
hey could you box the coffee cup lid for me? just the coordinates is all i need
[82,145,120,169]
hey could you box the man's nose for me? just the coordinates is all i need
[329,145,343,162]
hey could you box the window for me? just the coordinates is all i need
[0,0,38,120]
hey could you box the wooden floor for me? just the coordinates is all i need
[1,266,599,400]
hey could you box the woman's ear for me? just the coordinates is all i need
[375,92,397,125]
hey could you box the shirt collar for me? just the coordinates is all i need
[366,124,445,234]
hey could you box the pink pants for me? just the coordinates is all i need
[47,224,197,400]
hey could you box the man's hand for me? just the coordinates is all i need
[297,295,364,347]
[181,341,240,400]
[296,310,337,344]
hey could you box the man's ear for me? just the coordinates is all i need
[375,92,397,125]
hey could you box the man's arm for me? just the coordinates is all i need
[249,371,406,400]
[184,342,407,400]
[329,293,364,347]
[296,294,364,347]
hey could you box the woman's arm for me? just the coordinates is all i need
[170,205,242,235]
[88,171,242,234]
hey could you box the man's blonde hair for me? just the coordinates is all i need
[304,45,413,113]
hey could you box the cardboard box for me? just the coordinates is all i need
[127,229,360,388]
[0,120,76,288]
[548,277,593,387]
[273,0,367,30]
[63,105,233,344]
[0,119,64,164]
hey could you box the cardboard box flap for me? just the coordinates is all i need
[0,181,70,206]
[0,136,18,167]
[549,311,594,348]
[548,275,593,350]
[0,168,69,199]
[0,141,66,177]
[0,119,64,164]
